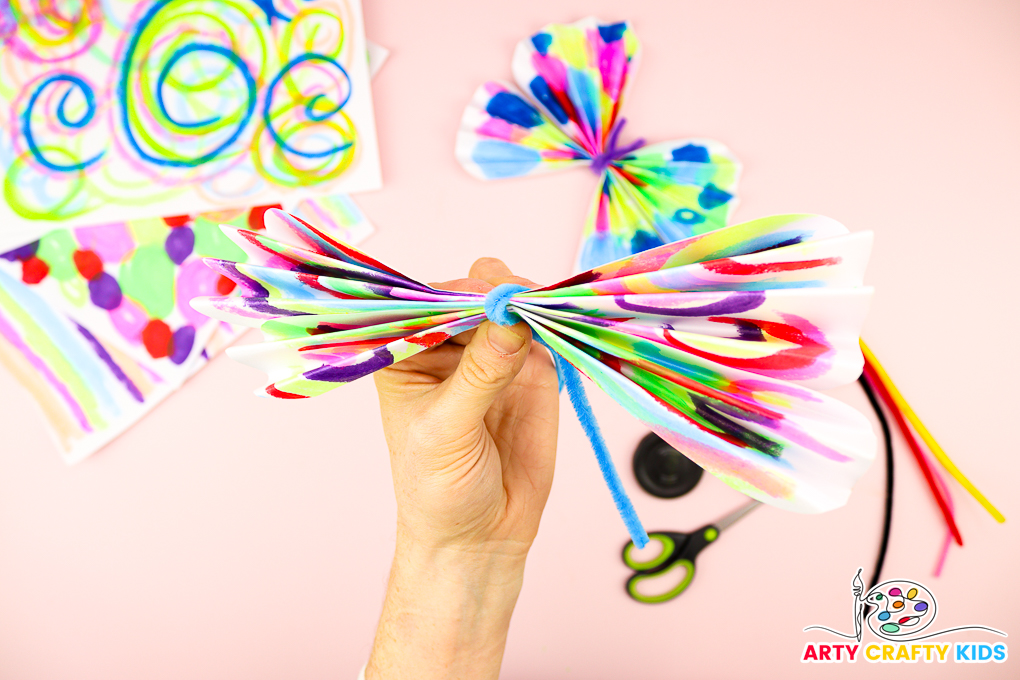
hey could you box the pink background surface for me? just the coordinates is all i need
[1,0,1018,678]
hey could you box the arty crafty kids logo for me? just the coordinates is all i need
[801,569,1007,665]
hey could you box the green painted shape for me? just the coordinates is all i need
[193,215,247,261]
[708,154,739,188]
[119,244,176,318]
[60,277,88,308]
[127,217,168,247]
[704,527,719,542]
[37,230,78,281]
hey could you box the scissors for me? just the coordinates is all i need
[622,500,761,604]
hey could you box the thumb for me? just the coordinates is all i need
[436,319,532,424]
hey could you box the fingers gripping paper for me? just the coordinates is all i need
[195,209,877,543]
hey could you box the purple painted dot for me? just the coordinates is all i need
[169,325,195,365]
[914,602,928,612]
[2,241,39,261]
[88,272,123,310]
[888,587,902,597]
[165,226,195,265]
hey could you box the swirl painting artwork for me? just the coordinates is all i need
[0,0,381,252]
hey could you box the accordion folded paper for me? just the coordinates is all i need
[456,18,741,270]
[196,209,876,544]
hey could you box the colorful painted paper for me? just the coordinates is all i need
[0,0,381,252]
[0,197,373,462]
[196,209,877,539]
[456,18,741,271]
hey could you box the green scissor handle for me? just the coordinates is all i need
[623,501,760,604]
[622,526,719,604]
[622,532,677,571]
[627,558,696,604]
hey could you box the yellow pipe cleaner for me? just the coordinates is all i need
[860,340,1005,523]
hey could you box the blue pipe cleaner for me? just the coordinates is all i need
[484,283,649,548]
[483,283,529,326]
[554,352,649,548]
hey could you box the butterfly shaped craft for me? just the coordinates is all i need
[193,208,877,545]
[456,17,742,271]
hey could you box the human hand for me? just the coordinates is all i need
[373,256,560,556]
[367,257,560,680]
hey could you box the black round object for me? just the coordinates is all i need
[632,432,703,498]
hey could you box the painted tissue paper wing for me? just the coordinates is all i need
[0,198,374,463]
[195,209,877,540]
[456,18,741,271]
[0,0,382,252]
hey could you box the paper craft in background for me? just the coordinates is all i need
[0,0,381,252]
[0,196,373,463]
[195,209,876,545]
[456,18,740,271]
[459,17,1004,565]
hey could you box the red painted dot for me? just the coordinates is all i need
[247,203,283,231]
[73,249,104,280]
[21,256,49,284]
[163,214,191,227]
[406,332,450,349]
[216,275,237,295]
[142,319,174,359]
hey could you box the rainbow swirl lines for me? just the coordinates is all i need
[0,0,370,229]
[22,72,105,171]
[117,0,266,173]
[3,0,104,63]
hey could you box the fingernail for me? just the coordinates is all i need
[487,323,526,355]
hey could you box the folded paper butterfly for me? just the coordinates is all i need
[193,209,877,547]
[456,17,742,270]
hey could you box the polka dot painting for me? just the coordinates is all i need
[0,195,373,462]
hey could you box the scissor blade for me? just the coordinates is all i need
[714,500,762,533]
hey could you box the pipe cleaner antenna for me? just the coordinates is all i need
[861,341,1004,524]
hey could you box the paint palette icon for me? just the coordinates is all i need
[866,580,937,637]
